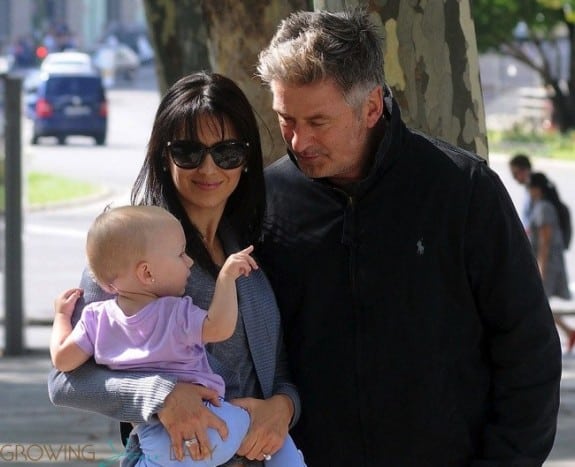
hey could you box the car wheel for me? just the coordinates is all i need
[31,135,39,145]
[95,134,106,146]
[57,136,66,145]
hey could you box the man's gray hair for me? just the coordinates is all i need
[257,8,385,107]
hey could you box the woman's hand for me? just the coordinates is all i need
[158,382,228,461]
[231,394,294,462]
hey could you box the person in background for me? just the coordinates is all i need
[509,153,533,230]
[527,172,575,353]
[48,72,300,467]
[256,8,562,466]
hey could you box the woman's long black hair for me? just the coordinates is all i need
[130,72,266,277]
[529,172,561,211]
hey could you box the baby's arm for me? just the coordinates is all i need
[202,245,258,343]
[48,268,181,424]
[50,288,91,372]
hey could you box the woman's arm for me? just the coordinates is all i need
[537,223,553,279]
[48,359,177,422]
[231,319,301,461]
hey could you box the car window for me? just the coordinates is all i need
[46,77,103,98]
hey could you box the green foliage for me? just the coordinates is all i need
[27,172,99,206]
[0,172,100,213]
[488,126,575,160]
[473,1,575,132]
[539,0,575,20]
[473,0,565,52]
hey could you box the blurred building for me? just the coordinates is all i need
[0,0,147,56]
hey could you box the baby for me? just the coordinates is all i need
[50,205,305,467]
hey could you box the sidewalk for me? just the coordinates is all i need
[0,328,122,466]
[0,326,574,466]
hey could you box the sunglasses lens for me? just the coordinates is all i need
[212,142,248,169]
[168,140,248,169]
[169,141,204,169]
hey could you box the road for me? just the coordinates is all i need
[0,65,161,325]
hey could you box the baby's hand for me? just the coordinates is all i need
[54,288,83,318]
[221,245,259,280]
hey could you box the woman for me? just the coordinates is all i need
[528,172,575,353]
[47,72,300,466]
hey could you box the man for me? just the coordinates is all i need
[509,153,532,185]
[257,8,561,466]
[509,153,533,229]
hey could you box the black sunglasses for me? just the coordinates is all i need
[166,139,250,170]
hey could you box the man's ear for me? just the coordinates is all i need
[365,86,384,128]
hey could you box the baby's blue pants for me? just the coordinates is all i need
[132,400,305,466]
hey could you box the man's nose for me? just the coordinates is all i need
[290,125,312,152]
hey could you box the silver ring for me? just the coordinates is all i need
[263,453,272,461]
[184,438,198,447]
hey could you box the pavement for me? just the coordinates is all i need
[0,325,574,466]
[0,328,121,466]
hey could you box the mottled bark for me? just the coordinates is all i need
[372,0,487,158]
[143,0,210,94]
[202,0,310,165]
[314,0,360,8]
[315,0,487,158]
[143,0,486,161]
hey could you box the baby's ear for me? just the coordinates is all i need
[135,261,154,286]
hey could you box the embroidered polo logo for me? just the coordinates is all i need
[416,238,424,255]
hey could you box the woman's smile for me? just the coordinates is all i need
[193,179,224,190]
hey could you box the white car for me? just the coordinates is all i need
[40,51,95,74]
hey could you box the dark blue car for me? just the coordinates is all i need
[31,71,108,145]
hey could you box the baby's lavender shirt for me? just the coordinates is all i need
[71,295,226,397]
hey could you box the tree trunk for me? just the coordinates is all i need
[143,0,487,161]
[368,0,487,158]
[142,0,211,94]
[314,1,486,158]
[202,0,310,165]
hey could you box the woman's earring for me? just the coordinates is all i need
[243,166,248,173]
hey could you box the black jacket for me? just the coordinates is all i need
[259,97,562,467]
